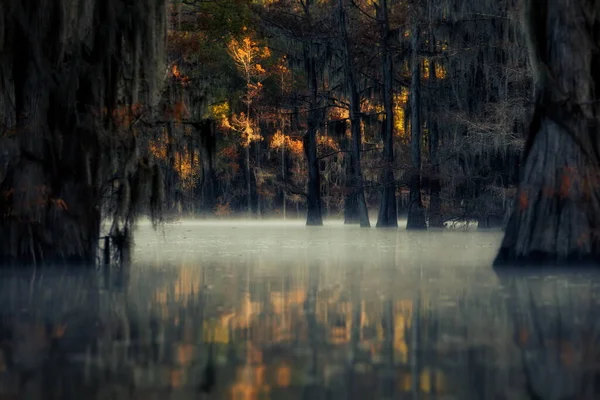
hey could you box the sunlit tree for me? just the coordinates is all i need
[226,33,271,216]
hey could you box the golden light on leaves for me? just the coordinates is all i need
[317,135,339,152]
[423,59,447,80]
[269,130,286,149]
[175,150,200,190]
[172,64,181,78]
[149,131,200,190]
[171,64,191,86]
[394,89,409,137]
[269,130,303,156]
[227,113,263,147]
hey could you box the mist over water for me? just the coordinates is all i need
[0,221,599,399]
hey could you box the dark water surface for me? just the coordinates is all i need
[1,221,599,399]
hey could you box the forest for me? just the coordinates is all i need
[0,0,599,266]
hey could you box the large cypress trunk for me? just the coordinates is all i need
[376,0,398,228]
[495,0,600,266]
[0,0,166,266]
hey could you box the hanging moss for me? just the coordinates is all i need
[0,0,167,266]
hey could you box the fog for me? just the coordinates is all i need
[0,221,599,399]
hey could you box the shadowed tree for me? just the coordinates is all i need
[339,0,370,228]
[0,0,166,265]
[406,3,427,230]
[375,0,398,228]
[495,0,600,265]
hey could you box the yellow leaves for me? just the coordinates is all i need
[423,59,447,80]
[393,88,409,137]
[228,112,263,146]
[269,130,303,156]
[317,135,339,151]
[210,102,230,119]
[270,130,286,149]
[227,36,270,79]
[329,106,349,121]
[175,150,200,191]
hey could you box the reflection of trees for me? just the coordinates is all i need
[6,258,578,399]
[502,273,600,400]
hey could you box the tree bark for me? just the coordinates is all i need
[376,0,398,228]
[340,0,370,227]
[0,2,100,266]
[407,20,427,230]
[198,120,218,215]
[427,15,443,228]
[0,0,166,266]
[495,0,600,266]
[304,41,323,226]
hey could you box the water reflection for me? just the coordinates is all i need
[0,223,598,399]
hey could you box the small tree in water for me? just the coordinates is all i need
[495,0,600,266]
[0,0,167,266]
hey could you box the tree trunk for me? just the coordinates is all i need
[0,3,101,266]
[340,0,370,227]
[304,41,323,226]
[427,18,443,228]
[0,0,166,266]
[245,144,252,217]
[376,0,398,228]
[198,120,218,215]
[495,0,600,266]
[407,20,427,230]
[343,128,360,224]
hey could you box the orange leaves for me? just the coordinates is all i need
[172,64,181,78]
[171,64,191,86]
[227,113,263,146]
[287,138,304,155]
[227,35,270,83]
[174,150,200,190]
[269,130,303,156]
[269,130,286,149]
[317,135,339,152]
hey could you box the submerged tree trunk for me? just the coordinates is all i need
[340,0,370,227]
[304,41,323,226]
[495,0,600,266]
[376,0,398,228]
[407,20,427,230]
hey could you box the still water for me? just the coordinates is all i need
[1,220,600,399]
